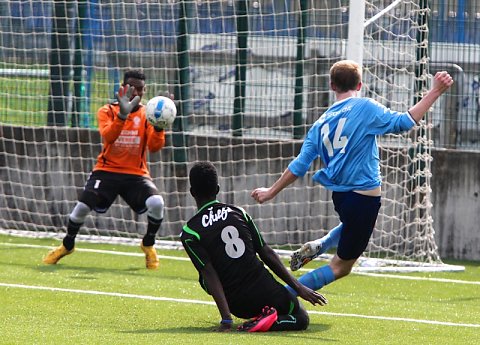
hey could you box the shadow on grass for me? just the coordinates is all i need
[36,262,143,275]
[0,254,200,290]
[120,323,333,340]
[33,263,198,283]
[0,245,195,280]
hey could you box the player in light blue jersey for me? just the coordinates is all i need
[251,60,453,294]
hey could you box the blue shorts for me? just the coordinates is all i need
[332,191,381,260]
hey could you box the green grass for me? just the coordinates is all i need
[1,234,479,345]
[0,75,108,128]
[0,64,169,128]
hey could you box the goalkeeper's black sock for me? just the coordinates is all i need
[63,219,82,251]
[142,217,163,247]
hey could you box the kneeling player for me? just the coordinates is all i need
[181,161,327,332]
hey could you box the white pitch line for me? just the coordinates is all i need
[2,242,479,285]
[354,271,480,285]
[1,282,479,329]
[308,310,480,328]
[0,282,214,305]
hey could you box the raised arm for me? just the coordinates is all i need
[408,71,454,123]
[251,168,298,204]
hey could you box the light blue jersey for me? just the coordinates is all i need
[288,97,416,192]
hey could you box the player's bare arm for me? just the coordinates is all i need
[408,71,454,123]
[258,245,327,306]
[251,168,298,203]
[200,262,233,332]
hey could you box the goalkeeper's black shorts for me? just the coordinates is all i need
[79,170,159,213]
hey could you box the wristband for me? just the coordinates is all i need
[220,319,233,325]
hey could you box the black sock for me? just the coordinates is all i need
[269,313,309,331]
[63,219,82,251]
[142,217,163,247]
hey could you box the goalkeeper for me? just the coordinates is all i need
[181,161,327,332]
[251,60,453,293]
[43,69,168,269]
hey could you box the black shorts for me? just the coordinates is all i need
[79,170,159,214]
[332,191,381,260]
[227,274,300,319]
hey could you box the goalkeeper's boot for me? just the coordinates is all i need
[289,241,322,271]
[141,243,159,270]
[237,306,278,332]
[42,245,74,264]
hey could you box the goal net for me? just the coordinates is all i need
[0,0,461,271]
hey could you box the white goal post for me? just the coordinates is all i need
[0,0,463,272]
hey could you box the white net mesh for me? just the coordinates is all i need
[0,0,453,269]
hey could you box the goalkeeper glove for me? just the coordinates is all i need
[116,84,140,120]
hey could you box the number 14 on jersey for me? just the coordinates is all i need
[321,118,348,157]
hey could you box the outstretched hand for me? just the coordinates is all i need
[116,84,140,120]
[296,285,328,306]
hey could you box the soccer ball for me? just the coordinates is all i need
[145,96,177,128]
